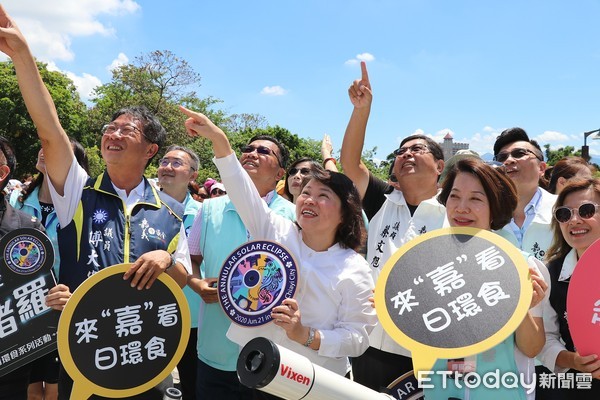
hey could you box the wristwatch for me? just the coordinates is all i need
[304,327,316,347]
[166,253,177,271]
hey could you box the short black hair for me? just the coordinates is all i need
[399,134,444,161]
[111,106,166,167]
[249,134,289,169]
[493,127,544,160]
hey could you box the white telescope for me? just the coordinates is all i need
[237,337,395,400]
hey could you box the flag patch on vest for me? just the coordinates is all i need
[92,209,109,225]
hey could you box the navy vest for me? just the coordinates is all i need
[57,172,183,291]
[547,255,574,352]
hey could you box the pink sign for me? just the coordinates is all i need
[567,238,600,357]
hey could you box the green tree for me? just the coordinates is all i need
[85,146,105,178]
[543,144,582,166]
[0,61,87,178]
[365,147,392,181]
[87,50,232,179]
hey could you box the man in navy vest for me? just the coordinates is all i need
[0,6,191,399]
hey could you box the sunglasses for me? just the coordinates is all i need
[240,144,282,167]
[494,148,542,163]
[288,167,311,176]
[554,202,600,223]
[211,188,226,196]
[393,143,429,157]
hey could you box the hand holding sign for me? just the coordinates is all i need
[375,227,532,374]
[57,264,190,399]
[218,240,298,327]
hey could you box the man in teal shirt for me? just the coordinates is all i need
[187,135,295,400]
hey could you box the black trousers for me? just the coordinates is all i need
[0,364,31,400]
[195,358,252,400]
[352,346,413,392]
[177,327,198,400]
[58,364,173,400]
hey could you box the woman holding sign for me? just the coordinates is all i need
[425,158,549,400]
[537,178,600,398]
[180,108,376,385]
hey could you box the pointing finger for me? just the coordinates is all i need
[360,60,369,82]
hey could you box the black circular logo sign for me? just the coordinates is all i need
[57,264,190,399]
[0,228,58,378]
[1,228,52,275]
[219,240,298,327]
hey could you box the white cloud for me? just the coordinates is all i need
[107,52,129,72]
[392,128,423,146]
[1,1,138,100]
[46,61,101,101]
[389,127,500,158]
[440,126,500,156]
[260,86,288,96]
[3,0,140,62]
[433,128,455,142]
[66,71,102,101]
[534,130,569,143]
[345,52,375,65]
[356,53,375,61]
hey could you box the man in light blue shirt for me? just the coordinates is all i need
[492,127,557,260]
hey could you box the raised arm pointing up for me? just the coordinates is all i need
[340,60,373,199]
[0,5,73,195]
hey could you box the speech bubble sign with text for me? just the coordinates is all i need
[375,227,532,375]
[567,238,600,358]
[57,264,190,399]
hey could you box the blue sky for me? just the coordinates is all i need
[4,0,600,161]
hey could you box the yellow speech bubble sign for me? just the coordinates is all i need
[375,227,532,375]
[57,264,190,399]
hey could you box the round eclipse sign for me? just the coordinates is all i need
[218,240,298,327]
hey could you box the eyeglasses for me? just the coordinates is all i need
[393,143,429,157]
[240,144,282,167]
[211,188,226,196]
[494,148,542,163]
[288,167,311,176]
[159,158,195,171]
[101,123,144,139]
[554,203,600,223]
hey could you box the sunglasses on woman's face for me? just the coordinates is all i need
[211,189,225,196]
[554,202,600,223]
[288,167,311,176]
